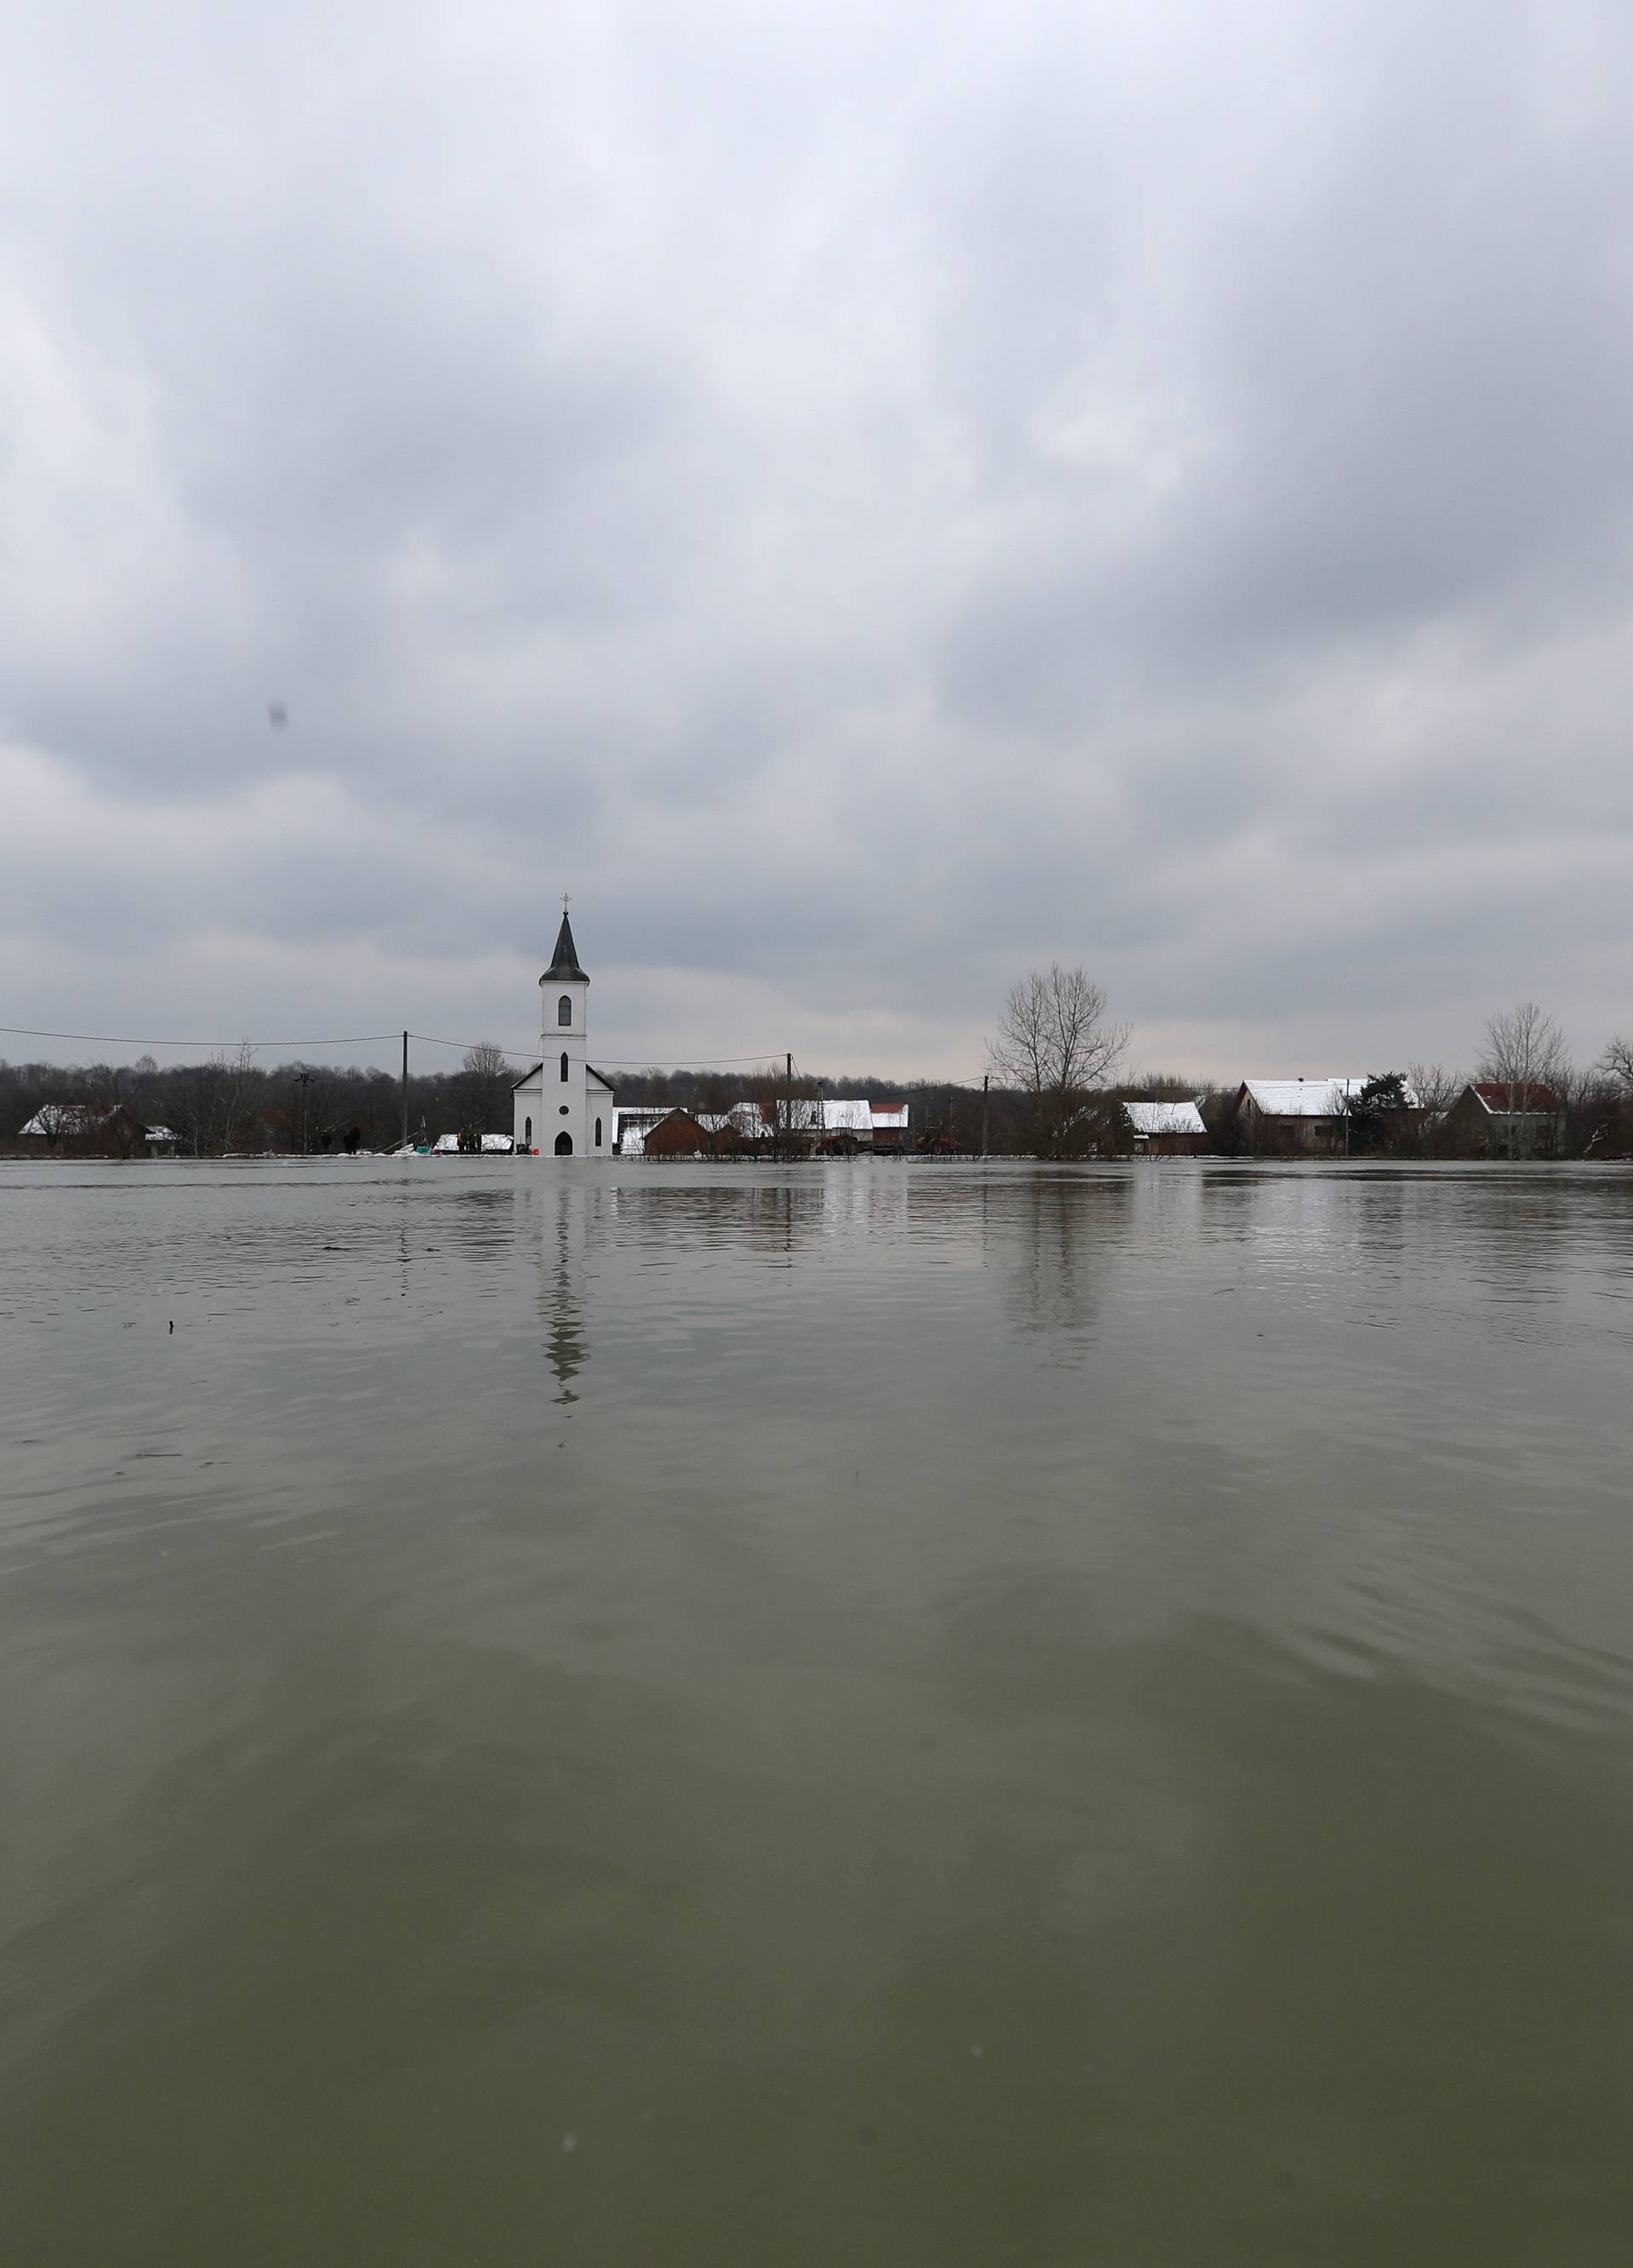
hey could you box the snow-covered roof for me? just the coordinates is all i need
[18,1104,96,1136]
[871,1103,909,1130]
[697,1104,763,1137]
[763,1097,879,1134]
[17,1104,177,1142]
[822,1098,873,1134]
[1124,1100,1206,1136]
[1241,1077,1420,1117]
[616,1106,671,1157]
[763,1096,821,1131]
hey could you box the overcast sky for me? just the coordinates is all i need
[3,0,1630,1083]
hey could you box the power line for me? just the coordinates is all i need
[406,1032,790,1066]
[3,1018,990,1083]
[0,1023,400,1050]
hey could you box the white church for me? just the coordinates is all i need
[510,907,616,1157]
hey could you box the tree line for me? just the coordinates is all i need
[6,987,1632,1161]
[0,1045,519,1157]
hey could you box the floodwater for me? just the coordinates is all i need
[3,1159,1632,2265]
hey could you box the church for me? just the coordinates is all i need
[510,908,617,1157]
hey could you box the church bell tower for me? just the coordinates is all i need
[512,902,615,1157]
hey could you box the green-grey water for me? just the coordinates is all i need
[3,1157,1631,2264]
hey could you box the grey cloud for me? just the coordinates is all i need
[3,0,1632,1079]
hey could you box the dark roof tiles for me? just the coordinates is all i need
[543,910,588,982]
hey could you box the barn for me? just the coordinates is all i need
[1233,1077,1420,1156]
[1123,1100,1208,1155]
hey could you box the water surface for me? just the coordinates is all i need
[3,1159,1631,2264]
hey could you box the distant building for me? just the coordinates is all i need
[1233,1077,1420,1156]
[510,911,616,1158]
[777,1098,911,1153]
[618,1095,911,1158]
[702,1103,765,1151]
[1444,1081,1563,1157]
[614,1106,673,1157]
[17,1104,176,1158]
[1123,1100,1208,1155]
[641,1109,714,1158]
[815,1099,873,1153]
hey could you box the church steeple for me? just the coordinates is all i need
[544,905,588,983]
[517,901,611,1157]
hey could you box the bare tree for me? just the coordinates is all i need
[1405,1060,1461,1117]
[1477,1002,1570,1159]
[1402,1060,1461,1157]
[987,966,1129,1158]
[1565,1039,1633,1158]
[1596,1035,1633,1097]
[456,1042,513,1140]
[207,1041,259,1155]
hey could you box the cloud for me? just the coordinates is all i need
[3,0,1631,1081]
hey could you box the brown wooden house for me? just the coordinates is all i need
[641,1108,714,1158]
[1443,1081,1563,1157]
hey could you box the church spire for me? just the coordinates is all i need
[545,903,588,982]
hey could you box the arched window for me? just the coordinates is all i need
[595,1117,603,1148]
[524,1117,532,1146]
[558,995,572,1027]
[560,1052,569,1083]
[555,1131,573,1155]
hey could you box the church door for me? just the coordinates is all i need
[554,1131,573,1156]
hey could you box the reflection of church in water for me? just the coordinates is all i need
[510,907,616,1158]
[541,1197,588,1404]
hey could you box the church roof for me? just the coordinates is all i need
[543,909,588,983]
[510,1060,615,1094]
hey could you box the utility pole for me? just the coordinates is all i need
[401,1031,409,1153]
[786,1051,794,1160]
[981,1072,990,1159]
[296,1070,311,1156]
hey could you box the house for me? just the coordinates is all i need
[510,910,616,1157]
[642,1109,714,1158]
[615,1106,679,1157]
[816,1098,873,1153]
[1123,1100,1208,1155]
[1444,1081,1563,1157]
[17,1104,177,1158]
[766,1098,910,1154]
[698,1103,768,1151]
[1233,1077,1420,1156]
